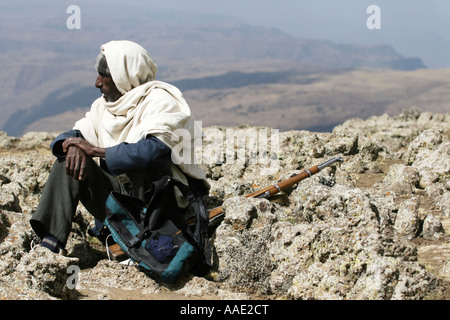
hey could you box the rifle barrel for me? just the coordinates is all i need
[206,156,343,222]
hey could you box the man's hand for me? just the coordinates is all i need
[65,145,88,180]
[62,137,106,158]
[62,138,106,180]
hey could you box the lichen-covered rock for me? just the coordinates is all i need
[422,214,446,239]
[380,164,420,196]
[0,109,448,300]
[0,151,54,214]
[404,128,444,165]
[394,197,421,240]
[212,196,276,294]
[13,246,80,299]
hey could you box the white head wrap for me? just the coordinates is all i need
[101,40,158,95]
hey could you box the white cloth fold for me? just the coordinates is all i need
[102,40,158,95]
[73,40,208,187]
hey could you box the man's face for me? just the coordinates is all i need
[95,73,123,102]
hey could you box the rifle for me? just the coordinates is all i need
[200,156,344,226]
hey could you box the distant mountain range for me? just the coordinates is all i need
[0,5,431,136]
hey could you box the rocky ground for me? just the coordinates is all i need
[0,108,448,300]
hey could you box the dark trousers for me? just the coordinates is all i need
[30,158,171,246]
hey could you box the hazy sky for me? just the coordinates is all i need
[146,0,449,38]
[147,0,450,68]
[10,0,448,40]
[2,0,450,67]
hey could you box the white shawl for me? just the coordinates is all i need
[73,40,208,187]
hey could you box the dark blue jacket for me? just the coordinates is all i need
[50,130,171,176]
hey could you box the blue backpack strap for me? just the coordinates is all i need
[169,178,212,268]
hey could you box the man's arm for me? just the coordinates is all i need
[103,136,171,176]
[50,130,85,158]
[62,135,172,177]
[62,137,105,158]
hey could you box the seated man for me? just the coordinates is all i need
[30,40,209,254]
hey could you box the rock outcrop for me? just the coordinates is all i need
[0,109,448,300]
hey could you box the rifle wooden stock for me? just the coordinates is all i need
[205,156,343,223]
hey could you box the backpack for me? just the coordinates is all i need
[103,175,212,284]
